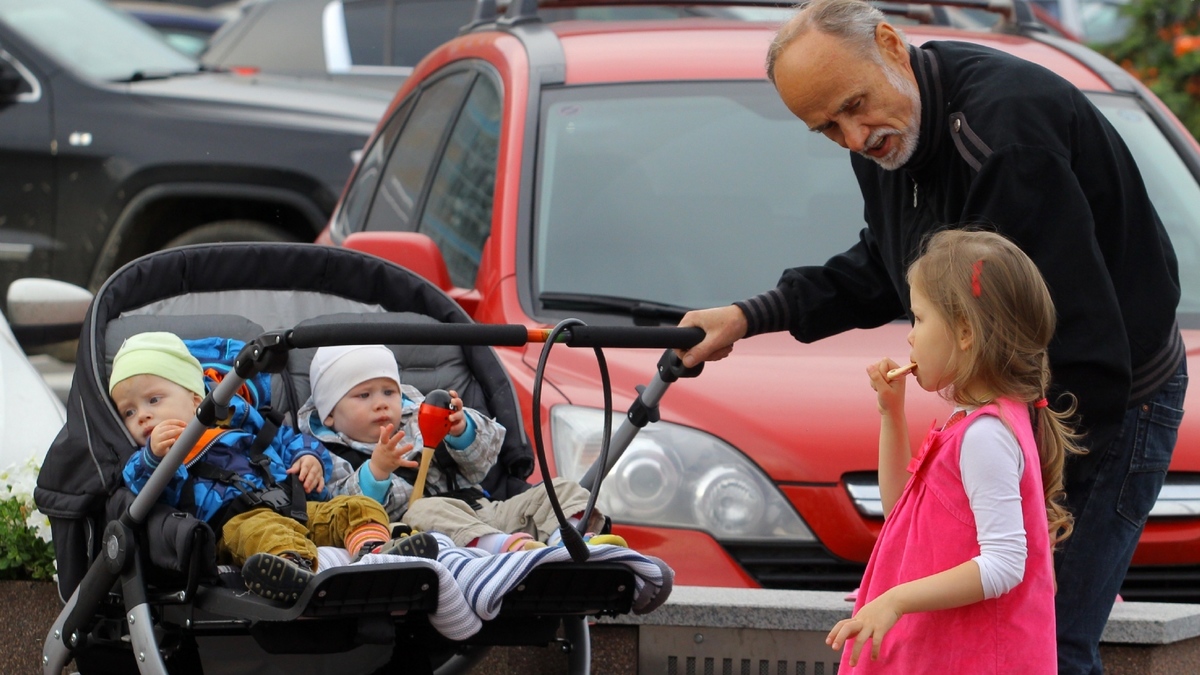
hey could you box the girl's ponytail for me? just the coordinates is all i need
[1034,384,1085,548]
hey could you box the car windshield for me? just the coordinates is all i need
[0,0,196,82]
[533,82,1200,320]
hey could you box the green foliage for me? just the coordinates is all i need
[0,495,56,581]
[1099,0,1200,139]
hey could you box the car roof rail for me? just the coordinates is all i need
[457,0,1049,36]
[461,0,500,33]
[499,0,543,26]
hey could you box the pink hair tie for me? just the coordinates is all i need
[1034,398,1049,409]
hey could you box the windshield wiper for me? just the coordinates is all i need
[539,292,691,326]
[113,67,205,83]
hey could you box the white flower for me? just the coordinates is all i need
[2,457,41,504]
[3,456,52,544]
[26,507,52,543]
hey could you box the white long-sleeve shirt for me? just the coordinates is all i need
[958,411,1029,599]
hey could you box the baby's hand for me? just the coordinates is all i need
[447,390,467,437]
[866,358,907,415]
[287,454,325,493]
[368,423,417,480]
[148,419,189,458]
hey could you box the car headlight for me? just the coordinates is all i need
[550,405,814,541]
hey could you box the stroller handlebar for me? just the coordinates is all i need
[285,321,705,352]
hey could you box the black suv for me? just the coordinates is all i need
[0,0,391,297]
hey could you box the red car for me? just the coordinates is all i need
[318,0,1200,601]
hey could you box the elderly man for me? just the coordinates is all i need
[678,1,1186,673]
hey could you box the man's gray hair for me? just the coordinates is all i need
[766,0,905,83]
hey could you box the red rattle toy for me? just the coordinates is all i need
[409,389,454,505]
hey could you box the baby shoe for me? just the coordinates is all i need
[354,531,440,561]
[242,551,314,603]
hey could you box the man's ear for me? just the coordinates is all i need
[875,23,910,68]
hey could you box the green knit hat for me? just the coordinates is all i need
[109,331,205,397]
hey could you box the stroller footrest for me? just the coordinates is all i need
[499,562,636,617]
[304,563,440,618]
[195,562,440,622]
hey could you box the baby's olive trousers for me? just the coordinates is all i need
[219,494,389,570]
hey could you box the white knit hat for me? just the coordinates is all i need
[309,345,401,419]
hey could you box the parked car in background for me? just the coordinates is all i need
[0,275,76,470]
[112,0,237,57]
[320,0,1200,602]
[201,0,476,91]
[1032,0,1132,44]
[0,0,391,303]
[201,0,998,94]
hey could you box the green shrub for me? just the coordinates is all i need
[1100,0,1200,139]
[0,458,56,581]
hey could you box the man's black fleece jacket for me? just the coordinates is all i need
[736,40,1183,451]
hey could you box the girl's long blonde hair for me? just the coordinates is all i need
[909,229,1084,547]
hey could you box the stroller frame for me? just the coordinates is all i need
[36,243,700,675]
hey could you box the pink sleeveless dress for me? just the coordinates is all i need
[841,398,1057,673]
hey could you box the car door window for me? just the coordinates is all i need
[363,69,472,234]
[336,96,414,237]
[417,73,501,288]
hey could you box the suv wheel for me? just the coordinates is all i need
[163,220,300,249]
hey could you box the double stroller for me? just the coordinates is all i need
[34,242,683,674]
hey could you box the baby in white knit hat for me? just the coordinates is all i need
[306,344,621,553]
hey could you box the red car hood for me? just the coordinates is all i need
[525,324,954,484]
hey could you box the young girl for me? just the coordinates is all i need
[827,229,1082,672]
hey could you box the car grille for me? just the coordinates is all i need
[1120,565,1200,603]
[723,542,866,591]
[726,543,1200,603]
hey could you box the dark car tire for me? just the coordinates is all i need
[163,220,301,249]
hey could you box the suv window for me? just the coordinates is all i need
[364,69,472,235]
[342,0,476,67]
[419,74,501,288]
[342,0,387,66]
[534,81,864,309]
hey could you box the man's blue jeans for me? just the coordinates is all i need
[1055,360,1188,675]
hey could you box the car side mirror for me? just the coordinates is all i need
[342,232,481,315]
[7,278,93,348]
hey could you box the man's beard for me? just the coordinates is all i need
[859,63,922,171]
